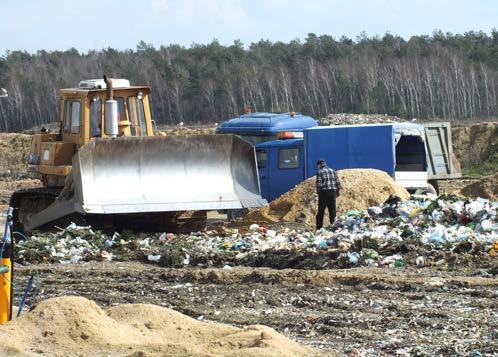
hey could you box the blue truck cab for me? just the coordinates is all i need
[255,138,305,200]
[216,112,317,145]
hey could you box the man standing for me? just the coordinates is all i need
[316,159,340,229]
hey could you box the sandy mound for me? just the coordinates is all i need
[452,122,497,170]
[246,169,410,227]
[0,133,32,180]
[0,296,315,357]
[460,173,498,200]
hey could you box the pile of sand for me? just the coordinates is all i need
[246,169,410,227]
[0,296,314,356]
[460,173,498,201]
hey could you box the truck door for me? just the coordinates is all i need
[256,149,269,199]
[268,146,304,200]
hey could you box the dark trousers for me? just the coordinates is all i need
[316,189,336,229]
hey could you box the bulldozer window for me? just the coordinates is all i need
[127,97,148,136]
[70,101,81,134]
[63,100,70,132]
[115,97,126,122]
[90,98,102,137]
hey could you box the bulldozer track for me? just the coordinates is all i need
[9,188,208,234]
[9,187,63,234]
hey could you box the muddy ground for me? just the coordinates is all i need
[14,262,497,356]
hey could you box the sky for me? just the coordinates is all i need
[0,0,496,54]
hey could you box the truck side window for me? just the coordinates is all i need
[70,101,81,134]
[256,149,267,169]
[279,148,299,169]
[90,98,102,137]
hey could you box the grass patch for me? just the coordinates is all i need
[464,152,498,177]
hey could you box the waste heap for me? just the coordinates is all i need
[245,169,410,227]
[156,126,216,136]
[319,113,406,126]
[15,195,497,269]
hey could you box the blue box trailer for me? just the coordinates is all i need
[255,123,429,202]
[303,124,396,178]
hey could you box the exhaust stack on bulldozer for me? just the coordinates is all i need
[11,77,266,232]
[103,75,119,138]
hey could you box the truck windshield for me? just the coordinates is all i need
[239,135,277,145]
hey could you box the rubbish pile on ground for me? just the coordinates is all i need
[15,195,497,269]
[0,296,312,356]
[460,172,498,201]
[156,126,216,136]
[245,169,410,227]
[319,113,406,126]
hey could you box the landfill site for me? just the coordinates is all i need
[0,106,495,357]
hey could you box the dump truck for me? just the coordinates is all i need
[10,77,266,233]
[217,113,461,201]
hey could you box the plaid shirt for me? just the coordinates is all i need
[316,166,340,192]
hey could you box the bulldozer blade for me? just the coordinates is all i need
[26,134,266,230]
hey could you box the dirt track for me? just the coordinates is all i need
[15,262,498,356]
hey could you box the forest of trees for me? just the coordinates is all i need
[0,30,497,132]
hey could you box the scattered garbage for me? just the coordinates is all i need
[15,194,497,269]
[319,113,405,126]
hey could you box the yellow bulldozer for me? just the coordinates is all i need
[10,76,265,233]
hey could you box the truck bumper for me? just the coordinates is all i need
[395,171,428,190]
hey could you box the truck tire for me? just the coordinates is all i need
[415,183,437,196]
[227,209,248,221]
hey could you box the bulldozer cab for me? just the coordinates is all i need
[59,79,154,145]
[29,78,155,186]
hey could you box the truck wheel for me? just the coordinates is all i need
[415,183,437,196]
[227,209,248,221]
